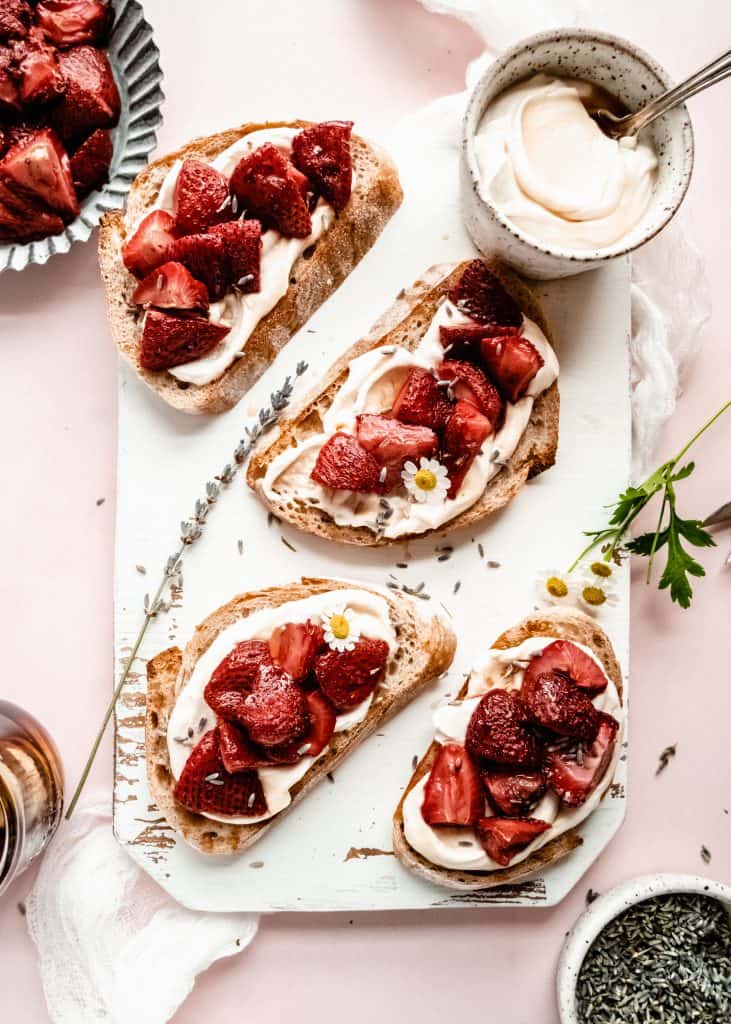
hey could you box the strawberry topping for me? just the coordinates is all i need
[481,768,546,817]
[0,175,64,240]
[0,46,20,112]
[173,157,231,235]
[523,640,608,697]
[391,367,452,433]
[35,1,112,48]
[465,690,540,768]
[204,640,273,721]
[267,690,337,762]
[475,816,550,866]
[448,261,522,328]
[0,126,78,218]
[310,432,382,493]
[132,261,209,312]
[69,126,111,196]
[173,727,268,818]
[291,120,353,212]
[230,142,312,238]
[521,669,601,744]
[269,620,325,682]
[237,664,310,748]
[438,359,504,427]
[218,719,270,773]
[355,413,438,490]
[139,310,229,372]
[314,636,389,711]
[440,322,522,362]
[421,743,484,827]
[0,1,32,42]
[50,45,120,143]
[480,335,544,404]
[167,232,230,300]
[16,30,64,105]
[441,399,492,499]
[207,218,261,293]
[122,210,179,279]
[543,712,619,806]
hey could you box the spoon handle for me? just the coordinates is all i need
[626,48,731,135]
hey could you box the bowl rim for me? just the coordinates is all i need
[556,871,731,1024]
[461,26,695,265]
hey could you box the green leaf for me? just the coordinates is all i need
[627,529,669,557]
[607,486,646,526]
[671,460,695,483]
[675,517,716,549]
[658,524,707,608]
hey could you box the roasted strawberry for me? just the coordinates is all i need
[310,432,382,493]
[218,719,270,773]
[204,640,273,721]
[0,177,64,240]
[173,727,268,818]
[50,45,120,142]
[291,120,353,212]
[133,261,209,312]
[480,335,544,404]
[449,261,522,328]
[69,127,111,196]
[269,620,325,682]
[0,45,20,113]
[438,360,504,427]
[314,636,389,711]
[172,158,230,235]
[167,232,231,300]
[475,816,550,866]
[543,712,618,807]
[521,669,601,743]
[355,413,438,489]
[0,1,32,42]
[122,210,179,279]
[267,690,337,762]
[465,689,540,768]
[0,128,78,219]
[523,640,608,697]
[35,1,113,48]
[230,142,312,238]
[207,219,261,293]
[481,767,546,817]
[139,310,229,372]
[238,664,310,748]
[391,367,452,432]
[15,30,64,105]
[441,399,492,499]
[421,743,484,827]
[440,322,522,361]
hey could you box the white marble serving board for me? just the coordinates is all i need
[113,116,631,911]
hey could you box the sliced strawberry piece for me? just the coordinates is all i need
[15,30,64,105]
[167,232,230,300]
[230,142,312,238]
[449,260,522,328]
[521,669,601,744]
[266,690,337,763]
[269,620,325,682]
[391,367,452,433]
[207,218,261,293]
[543,712,619,806]
[481,767,546,817]
[172,157,230,235]
[291,120,353,212]
[133,261,209,312]
[237,664,310,748]
[440,322,522,362]
[441,399,492,499]
[480,335,544,404]
[218,719,270,773]
[0,46,20,113]
[466,690,540,768]
[523,640,608,697]
[475,816,550,866]
[438,359,504,428]
[310,432,382,494]
[0,1,32,42]
[0,127,78,219]
[204,640,273,721]
[69,126,111,196]
[421,743,484,827]
[173,727,268,818]
[0,182,64,241]
[314,636,389,711]
[355,413,438,490]
[50,45,120,143]
[35,1,113,48]
[122,210,179,279]
[139,310,229,372]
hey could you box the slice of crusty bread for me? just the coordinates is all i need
[146,576,456,855]
[98,121,403,415]
[246,259,559,545]
[392,608,623,891]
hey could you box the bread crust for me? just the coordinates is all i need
[146,577,456,855]
[392,608,623,891]
[98,121,403,414]
[246,259,559,545]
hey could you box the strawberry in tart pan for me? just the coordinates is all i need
[247,258,559,544]
[392,609,624,890]
[146,577,456,854]
[99,119,403,414]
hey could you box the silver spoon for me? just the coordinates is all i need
[593,48,731,140]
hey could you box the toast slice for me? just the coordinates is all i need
[98,121,403,414]
[247,259,559,545]
[392,609,623,891]
[146,576,456,855]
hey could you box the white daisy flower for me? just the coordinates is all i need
[320,603,360,652]
[577,568,618,615]
[535,567,579,608]
[402,458,450,504]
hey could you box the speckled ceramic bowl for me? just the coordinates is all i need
[557,873,731,1023]
[0,0,164,273]
[461,29,694,280]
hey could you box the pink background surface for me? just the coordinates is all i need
[1,1,730,1020]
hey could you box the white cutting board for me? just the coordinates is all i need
[113,113,631,911]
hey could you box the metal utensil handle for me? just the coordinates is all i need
[628,48,731,134]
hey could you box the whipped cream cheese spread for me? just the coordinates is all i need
[167,589,396,825]
[402,636,624,871]
[474,74,658,251]
[262,299,558,538]
[138,126,336,386]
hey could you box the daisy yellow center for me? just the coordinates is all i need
[582,585,607,607]
[329,613,350,640]
[590,561,612,578]
[414,468,438,492]
[546,576,569,598]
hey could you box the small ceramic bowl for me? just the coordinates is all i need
[460,28,694,280]
[557,872,731,1023]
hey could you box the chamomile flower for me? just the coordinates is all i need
[577,568,618,615]
[321,603,360,652]
[535,567,578,608]
[402,458,450,504]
